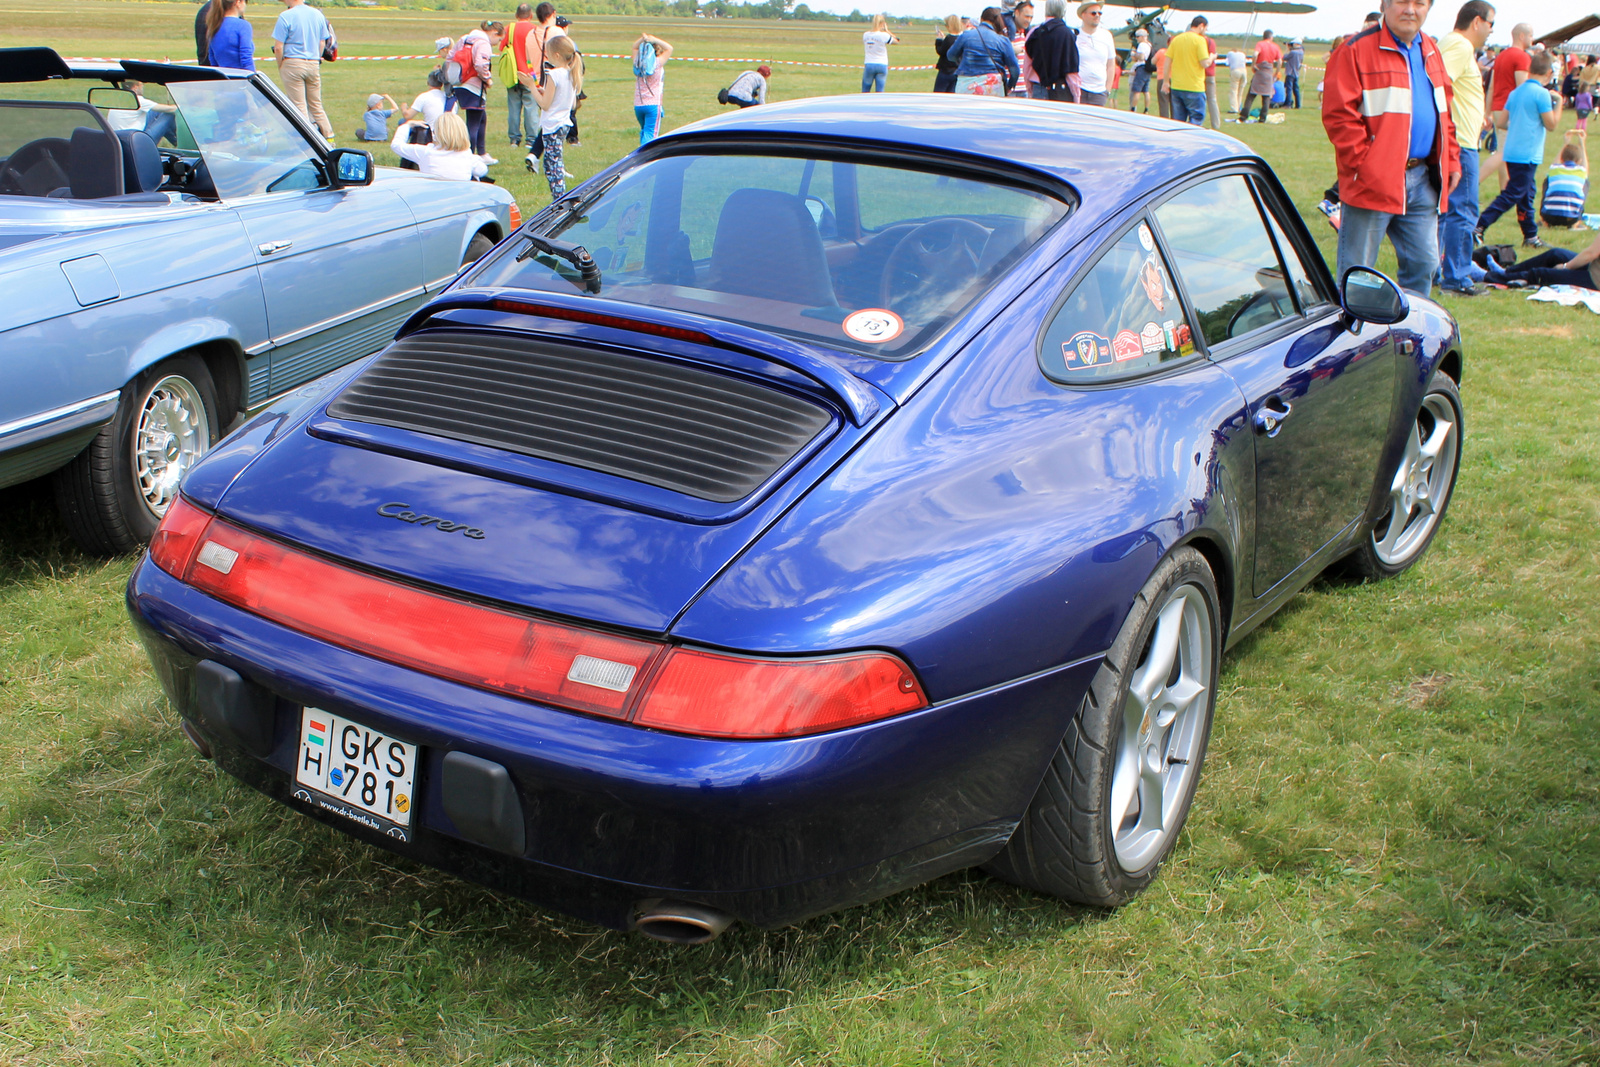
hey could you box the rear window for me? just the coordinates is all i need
[467,151,1070,358]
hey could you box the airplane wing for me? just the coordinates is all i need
[1106,1,1317,13]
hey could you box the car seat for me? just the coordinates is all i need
[705,188,837,307]
[1,136,71,197]
[115,130,163,194]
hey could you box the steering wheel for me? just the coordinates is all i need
[880,218,991,312]
[0,137,71,196]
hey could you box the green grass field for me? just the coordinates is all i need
[3,4,1600,1064]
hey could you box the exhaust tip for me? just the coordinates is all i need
[633,899,733,945]
[180,720,214,760]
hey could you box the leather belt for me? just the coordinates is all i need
[1405,158,1428,169]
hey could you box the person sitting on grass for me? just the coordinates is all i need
[1483,228,1600,290]
[389,111,487,182]
[1538,132,1589,230]
[356,93,398,142]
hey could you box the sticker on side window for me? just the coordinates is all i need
[1140,257,1169,312]
[1063,331,1112,370]
[1112,329,1143,361]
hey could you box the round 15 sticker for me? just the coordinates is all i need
[842,308,904,344]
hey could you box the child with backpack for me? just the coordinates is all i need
[633,33,674,147]
[444,22,504,165]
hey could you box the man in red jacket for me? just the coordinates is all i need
[1322,0,1460,296]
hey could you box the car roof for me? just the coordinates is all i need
[656,94,1258,214]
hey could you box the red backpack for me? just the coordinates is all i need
[443,38,476,86]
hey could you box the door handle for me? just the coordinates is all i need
[1253,397,1293,437]
[257,240,293,255]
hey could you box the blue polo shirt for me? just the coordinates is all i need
[1390,27,1437,161]
[273,3,329,60]
[1503,78,1554,165]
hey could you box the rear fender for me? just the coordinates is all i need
[125,321,248,416]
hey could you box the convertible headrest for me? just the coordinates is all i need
[68,125,123,199]
[116,129,162,193]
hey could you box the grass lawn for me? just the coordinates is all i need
[3,4,1600,1064]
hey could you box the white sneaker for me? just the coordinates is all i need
[562,168,574,180]
[480,154,499,166]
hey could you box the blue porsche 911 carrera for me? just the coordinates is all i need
[128,95,1463,943]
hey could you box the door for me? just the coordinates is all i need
[1152,173,1396,596]
[170,78,424,395]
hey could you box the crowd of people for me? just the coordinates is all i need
[1322,0,1595,300]
[186,0,1593,271]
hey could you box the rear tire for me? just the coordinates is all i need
[984,546,1221,907]
[53,355,219,556]
[1341,374,1463,581]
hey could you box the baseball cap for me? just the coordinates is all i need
[367,93,383,108]
[434,36,452,51]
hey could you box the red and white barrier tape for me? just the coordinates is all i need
[70,53,936,70]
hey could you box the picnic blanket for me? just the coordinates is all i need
[1526,285,1600,314]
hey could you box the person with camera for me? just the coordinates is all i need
[396,68,449,171]
[390,111,488,181]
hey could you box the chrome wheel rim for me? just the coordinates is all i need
[1371,391,1459,566]
[132,375,208,518]
[1111,583,1213,873]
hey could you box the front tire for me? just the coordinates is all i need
[54,355,220,556]
[462,231,495,267]
[1342,374,1462,581]
[985,546,1221,907]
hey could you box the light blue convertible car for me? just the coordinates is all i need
[0,47,516,554]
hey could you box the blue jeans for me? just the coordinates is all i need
[1170,88,1205,125]
[862,64,887,92]
[933,70,957,92]
[635,104,662,146]
[506,83,536,146]
[452,86,486,155]
[1337,164,1440,296]
[1284,73,1301,108]
[1477,160,1538,240]
[1438,144,1480,290]
[142,109,176,146]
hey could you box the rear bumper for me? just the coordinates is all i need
[128,555,1097,929]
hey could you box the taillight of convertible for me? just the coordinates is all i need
[147,498,929,739]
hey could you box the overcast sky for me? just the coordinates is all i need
[830,1,1600,46]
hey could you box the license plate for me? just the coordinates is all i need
[293,707,418,842]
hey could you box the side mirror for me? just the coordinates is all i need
[327,147,373,188]
[89,87,141,111]
[1340,266,1409,325]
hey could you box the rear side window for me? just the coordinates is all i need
[1039,220,1197,384]
[1153,175,1298,348]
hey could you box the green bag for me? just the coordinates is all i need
[493,44,518,88]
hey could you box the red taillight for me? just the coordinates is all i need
[180,517,662,718]
[508,203,522,230]
[148,496,213,578]
[167,517,929,737]
[635,648,928,738]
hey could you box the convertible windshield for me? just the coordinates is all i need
[468,152,1070,358]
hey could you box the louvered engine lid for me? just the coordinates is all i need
[326,330,834,503]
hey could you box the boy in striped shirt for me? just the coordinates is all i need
[1540,132,1589,229]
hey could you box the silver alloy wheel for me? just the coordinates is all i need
[132,374,209,518]
[1111,582,1214,873]
[1372,392,1460,566]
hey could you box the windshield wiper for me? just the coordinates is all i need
[542,173,621,236]
[514,233,602,294]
